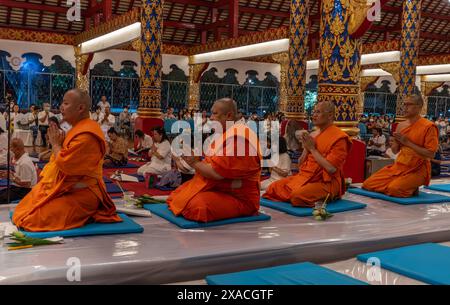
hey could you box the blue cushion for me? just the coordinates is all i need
[103,163,140,169]
[103,177,113,184]
[143,203,271,229]
[260,198,366,217]
[10,212,143,239]
[106,183,126,193]
[357,243,450,285]
[0,179,9,187]
[426,184,450,193]
[206,262,367,285]
[348,188,450,204]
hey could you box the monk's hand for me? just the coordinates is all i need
[182,152,199,168]
[301,133,316,152]
[48,125,64,148]
[393,132,409,146]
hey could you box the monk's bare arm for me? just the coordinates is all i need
[298,149,308,165]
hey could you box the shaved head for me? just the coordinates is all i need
[61,88,91,125]
[312,100,335,129]
[318,100,335,116]
[215,98,238,119]
[407,94,424,107]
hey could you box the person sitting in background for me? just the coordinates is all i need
[137,126,172,176]
[0,107,6,132]
[134,129,153,155]
[99,106,115,141]
[0,127,8,166]
[17,108,29,130]
[431,146,442,177]
[104,128,128,167]
[0,138,37,203]
[367,128,386,156]
[163,107,176,120]
[119,105,132,138]
[383,137,400,160]
[11,104,20,132]
[28,105,40,150]
[38,102,55,148]
[177,109,185,121]
[97,95,110,113]
[237,111,246,124]
[284,120,302,153]
[90,106,101,123]
[261,137,292,191]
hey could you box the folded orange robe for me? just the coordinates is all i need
[13,118,121,231]
[263,125,352,207]
[167,123,261,222]
[363,118,438,197]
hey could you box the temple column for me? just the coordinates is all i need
[421,79,444,117]
[317,0,363,136]
[396,0,422,120]
[74,46,90,93]
[285,0,309,120]
[137,0,162,119]
[188,59,209,110]
[272,52,289,113]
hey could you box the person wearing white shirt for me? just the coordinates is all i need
[134,129,154,154]
[137,127,172,176]
[0,110,6,132]
[261,138,292,190]
[367,128,386,156]
[383,137,399,160]
[0,127,8,166]
[97,96,111,113]
[0,138,37,202]
[27,105,40,149]
[38,103,54,147]
[99,106,115,141]
[90,106,101,123]
[10,104,20,131]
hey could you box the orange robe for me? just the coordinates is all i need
[363,118,438,197]
[263,125,351,207]
[13,118,121,231]
[167,123,261,222]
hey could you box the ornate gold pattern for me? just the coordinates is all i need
[272,52,289,113]
[0,28,74,45]
[74,46,90,93]
[348,0,372,35]
[378,62,400,84]
[188,62,209,110]
[360,76,379,92]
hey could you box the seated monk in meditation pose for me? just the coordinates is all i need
[362,95,438,197]
[263,101,352,207]
[167,98,261,222]
[13,89,121,231]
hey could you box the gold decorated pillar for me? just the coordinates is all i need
[317,0,366,136]
[285,0,309,120]
[272,52,289,113]
[188,59,209,110]
[397,0,422,120]
[74,46,90,93]
[138,0,162,119]
[421,79,444,117]
[359,76,380,115]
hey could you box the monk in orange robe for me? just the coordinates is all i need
[13,89,121,231]
[263,101,352,207]
[363,95,438,197]
[167,98,261,222]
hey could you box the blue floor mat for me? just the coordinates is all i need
[348,188,450,204]
[357,243,450,285]
[106,183,126,193]
[206,262,367,285]
[425,184,450,193]
[143,203,271,229]
[260,198,366,217]
[154,185,176,191]
[10,213,143,239]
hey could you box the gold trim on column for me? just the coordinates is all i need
[272,52,289,113]
[74,46,90,93]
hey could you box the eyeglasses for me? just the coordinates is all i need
[312,110,332,115]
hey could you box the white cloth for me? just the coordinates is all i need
[137,140,172,176]
[90,112,100,122]
[138,134,153,150]
[368,135,386,152]
[27,112,38,127]
[0,112,6,131]
[261,153,292,190]
[385,148,399,160]
[0,133,8,165]
[97,101,111,113]
[38,110,55,126]
[12,129,42,147]
[99,113,115,140]
[13,153,37,187]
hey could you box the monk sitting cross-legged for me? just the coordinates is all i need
[363,95,439,197]
[167,98,261,222]
[13,89,121,232]
[263,101,352,207]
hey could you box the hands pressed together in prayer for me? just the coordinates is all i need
[48,124,65,155]
[299,131,316,153]
[393,132,410,146]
